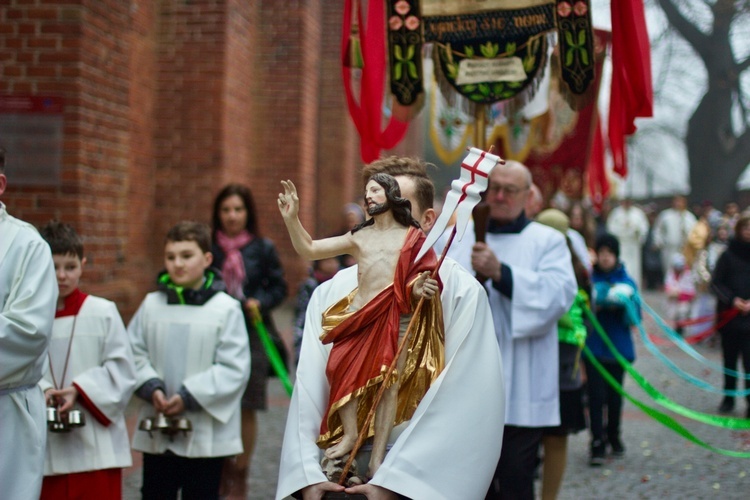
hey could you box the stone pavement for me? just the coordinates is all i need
[123,290,750,499]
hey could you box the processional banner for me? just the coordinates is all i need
[387,0,595,109]
[488,29,609,201]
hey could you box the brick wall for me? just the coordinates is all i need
[252,0,323,287]
[125,0,159,313]
[0,0,362,320]
[1,1,136,310]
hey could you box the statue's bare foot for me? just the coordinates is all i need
[325,435,356,459]
[347,475,365,487]
[367,459,382,480]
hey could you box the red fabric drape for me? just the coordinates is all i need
[342,0,409,163]
[608,0,653,177]
[319,227,437,439]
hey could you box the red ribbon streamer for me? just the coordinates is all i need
[648,308,740,346]
[608,0,654,178]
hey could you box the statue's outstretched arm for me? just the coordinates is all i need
[279,180,355,260]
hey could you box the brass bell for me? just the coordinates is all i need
[138,417,153,431]
[47,406,71,433]
[172,417,192,435]
[67,409,86,427]
[46,406,58,424]
[138,417,155,438]
[154,413,171,431]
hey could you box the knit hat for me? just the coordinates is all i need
[536,209,569,235]
[595,233,620,258]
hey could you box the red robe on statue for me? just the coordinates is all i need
[317,226,442,448]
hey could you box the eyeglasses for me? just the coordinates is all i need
[487,183,528,196]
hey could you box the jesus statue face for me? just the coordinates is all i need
[365,179,389,216]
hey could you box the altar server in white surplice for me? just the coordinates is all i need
[448,160,577,500]
[128,222,250,499]
[607,198,649,289]
[37,221,136,500]
[0,149,58,500]
[276,157,506,500]
[653,195,697,274]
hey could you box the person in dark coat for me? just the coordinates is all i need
[711,214,750,417]
[211,183,287,498]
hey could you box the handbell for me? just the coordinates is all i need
[46,406,59,424]
[138,417,155,438]
[138,417,154,432]
[154,412,171,431]
[172,417,192,435]
[67,409,86,427]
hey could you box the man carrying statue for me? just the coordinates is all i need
[276,156,506,500]
[278,172,442,482]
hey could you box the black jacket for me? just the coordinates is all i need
[712,238,750,332]
[212,237,288,335]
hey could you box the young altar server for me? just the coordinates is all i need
[38,221,136,499]
[128,221,250,499]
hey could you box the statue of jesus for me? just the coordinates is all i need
[278,173,441,479]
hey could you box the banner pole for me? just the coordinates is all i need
[474,104,487,150]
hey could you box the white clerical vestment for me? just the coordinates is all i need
[128,291,250,457]
[0,203,58,500]
[567,228,592,273]
[40,295,136,474]
[653,208,697,272]
[607,205,649,289]
[449,221,577,427]
[276,258,505,500]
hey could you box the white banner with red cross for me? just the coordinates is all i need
[415,147,503,263]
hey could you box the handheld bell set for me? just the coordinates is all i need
[139,412,192,438]
[46,405,86,433]
[47,314,87,433]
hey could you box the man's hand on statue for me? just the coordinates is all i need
[301,481,345,499]
[414,271,438,300]
[345,483,399,500]
[278,180,300,219]
[471,242,502,281]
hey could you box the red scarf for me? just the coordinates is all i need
[215,229,253,299]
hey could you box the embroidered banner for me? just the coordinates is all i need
[386,0,424,106]
[555,1,596,105]
[387,0,557,106]
[489,29,609,201]
[427,2,555,105]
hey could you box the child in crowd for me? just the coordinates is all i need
[292,255,341,363]
[38,221,136,500]
[586,233,639,466]
[128,221,250,499]
[664,252,696,335]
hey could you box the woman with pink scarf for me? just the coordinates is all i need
[211,184,287,498]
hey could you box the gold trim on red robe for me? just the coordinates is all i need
[317,226,445,449]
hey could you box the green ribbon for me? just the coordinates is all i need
[252,313,293,397]
[582,304,750,457]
